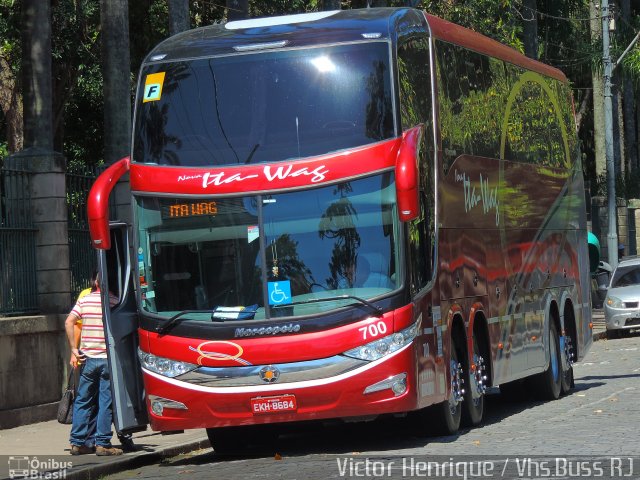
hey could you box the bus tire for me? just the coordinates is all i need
[421,338,463,435]
[462,335,485,427]
[530,321,562,400]
[560,333,574,395]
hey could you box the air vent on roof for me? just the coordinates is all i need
[233,40,288,52]
[225,11,339,30]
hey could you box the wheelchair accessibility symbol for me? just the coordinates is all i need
[268,280,292,305]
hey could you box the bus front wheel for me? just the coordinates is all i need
[419,337,463,436]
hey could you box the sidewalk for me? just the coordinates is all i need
[0,422,209,480]
[0,315,609,480]
[592,308,607,340]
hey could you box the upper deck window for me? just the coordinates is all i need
[133,42,394,167]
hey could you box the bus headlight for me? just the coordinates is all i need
[138,348,198,378]
[343,322,418,361]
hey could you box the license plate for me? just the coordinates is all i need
[251,395,297,415]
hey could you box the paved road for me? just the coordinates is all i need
[107,333,640,479]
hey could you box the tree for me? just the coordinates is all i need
[590,0,606,177]
[0,53,22,153]
[620,0,638,173]
[21,0,53,149]
[522,0,538,59]
[100,0,131,166]
[100,0,131,227]
[169,0,189,36]
[320,0,341,10]
[227,0,249,20]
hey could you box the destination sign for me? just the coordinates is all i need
[161,201,218,219]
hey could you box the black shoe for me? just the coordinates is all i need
[117,433,138,452]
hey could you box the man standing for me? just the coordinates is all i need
[64,276,122,456]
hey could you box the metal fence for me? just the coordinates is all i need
[0,158,97,315]
[0,160,38,315]
[67,167,98,300]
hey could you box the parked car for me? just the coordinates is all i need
[604,256,640,338]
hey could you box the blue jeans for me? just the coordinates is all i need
[69,358,114,447]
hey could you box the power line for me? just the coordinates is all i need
[512,0,598,23]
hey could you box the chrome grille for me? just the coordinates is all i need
[178,355,367,387]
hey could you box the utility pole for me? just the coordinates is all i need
[602,0,618,269]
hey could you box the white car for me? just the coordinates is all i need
[604,257,640,338]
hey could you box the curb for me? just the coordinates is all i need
[65,437,211,480]
[593,331,608,341]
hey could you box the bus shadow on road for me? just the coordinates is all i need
[159,386,604,464]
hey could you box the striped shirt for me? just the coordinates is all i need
[70,289,118,359]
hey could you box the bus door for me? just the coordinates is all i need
[98,222,148,434]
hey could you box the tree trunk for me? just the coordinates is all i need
[169,0,190,35]
[100,0,131,165]
[575,90,591,134]
[590,0,606,177]
[227,0,249,21]
[21,0,53,150]
[100,0,132,224]
[0,55,23,153]
[320,0,341,10]
[522,0,538,60]
[621,0,638,172]
[20,0,71,313]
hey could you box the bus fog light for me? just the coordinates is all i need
[391,378,407,395]
[149,395,188,416]
[364,373,407,396]
[151,401,164,416]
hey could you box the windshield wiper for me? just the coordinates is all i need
[273,295,384,317]
[156,310,211,334]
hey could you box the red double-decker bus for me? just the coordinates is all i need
[88,8,594,453]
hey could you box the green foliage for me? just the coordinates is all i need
[51,0,103,169]
[595,169,640,200]
[0,0,21,70]
[0,141,8,165]
[422,0,523,51]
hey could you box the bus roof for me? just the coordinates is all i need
[143,8,412,63]
[143,7,568,84]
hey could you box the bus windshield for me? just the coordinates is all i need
[133,42,394,166]
[136,172,400,321]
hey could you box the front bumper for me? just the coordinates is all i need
[143,343,418,431]
[604,306,640,331]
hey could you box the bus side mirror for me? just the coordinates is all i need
[395,126,422,222]
[88,157,130,250]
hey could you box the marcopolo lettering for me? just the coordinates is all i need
[235,323,301,337]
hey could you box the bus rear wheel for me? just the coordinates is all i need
[462,335,485,427]
[529,321,562,400]
[560,331,574,394]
